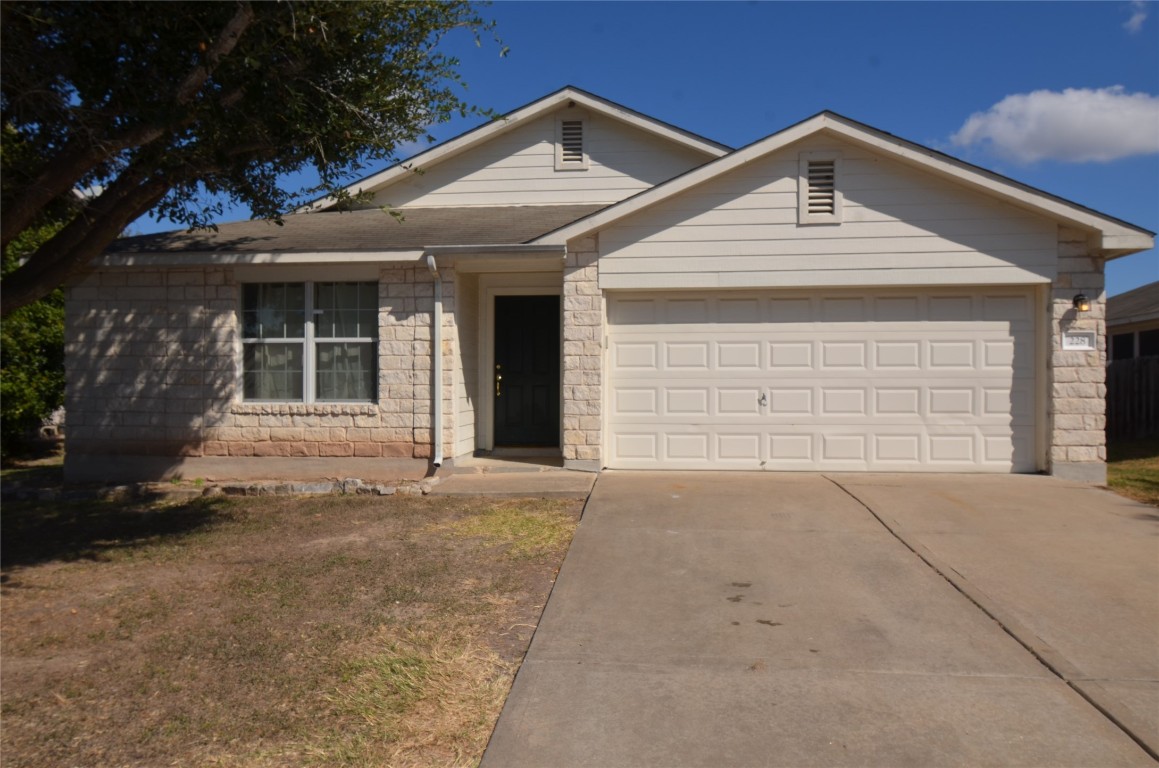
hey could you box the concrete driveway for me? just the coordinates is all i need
[482,472,1159,767]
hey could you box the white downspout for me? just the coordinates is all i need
[425,253,443,468]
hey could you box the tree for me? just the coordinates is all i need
[0,124,75,454]
[0,0,500,315]
[1,248,65,455]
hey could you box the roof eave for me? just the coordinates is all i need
[96,250,426,267]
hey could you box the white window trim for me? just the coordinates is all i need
[240,280,378,404]
[798,150,843,225]
[555,114,590,171]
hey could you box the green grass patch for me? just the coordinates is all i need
[440,499,578,559]
[1107,439,1159,506]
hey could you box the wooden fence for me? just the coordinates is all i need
[1106,356,1159,441]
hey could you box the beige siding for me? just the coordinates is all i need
[371,112,709,209]
[597,135,1059,290]
[454,272,480,457]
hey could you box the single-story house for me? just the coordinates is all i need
[65,86,1155,484]
[1107,281,1159,360]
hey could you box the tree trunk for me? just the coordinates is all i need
[1,173,171,316]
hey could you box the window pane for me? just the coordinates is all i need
[242,283,305,339]
[315,281,377,339]
[316,342,375,401]
[243,343,303,400]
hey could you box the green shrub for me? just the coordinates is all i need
[2,222,66,456]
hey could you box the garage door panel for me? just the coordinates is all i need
[770,388,813,415]
[769,434,815,461]
[666,433,708,461]
[665,342,710,369]
[665,388,709,415]
[718,433,762,461]
[614,342,657,369]
[770,342,813,368]
[606,288,1039,472]
[874,434,923,463]
[718,342,761,369]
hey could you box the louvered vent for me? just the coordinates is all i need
[560,120,584,164]
[806,159,837,215]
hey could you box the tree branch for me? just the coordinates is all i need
[1,126,165,253]
[1,171,172,316]
[1,2,255,254]
[175,2,255,104]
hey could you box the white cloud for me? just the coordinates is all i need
[1124,0,1148,33]
[950,86,1159,163]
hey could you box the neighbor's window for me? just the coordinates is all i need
[1140,329,1159,358]
[1111,332,1136,361]
[242,281,378,402]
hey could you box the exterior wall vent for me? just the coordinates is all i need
[798,151,843,224]
[806,160,837,215]
[555,117,589,170]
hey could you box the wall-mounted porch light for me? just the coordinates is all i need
[1073,293,1091,312]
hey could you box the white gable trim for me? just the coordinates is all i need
[301,87,731,213]
[535,112,1154,255]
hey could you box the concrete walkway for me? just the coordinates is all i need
[482,472,1158,767]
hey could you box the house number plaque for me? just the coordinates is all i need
[1062,332,1096,351]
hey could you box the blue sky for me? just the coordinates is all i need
[138,1,1159,296]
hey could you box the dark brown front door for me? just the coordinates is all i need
[494,295,560,446]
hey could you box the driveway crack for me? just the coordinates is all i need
[823,474,1159,763]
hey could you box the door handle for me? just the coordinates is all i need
[758,392,768,407]
[495,364,502,398]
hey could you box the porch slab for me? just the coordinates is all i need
[430,467,595,498]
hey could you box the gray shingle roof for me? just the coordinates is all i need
[1107,281,1159,327]
[109,205,606,253]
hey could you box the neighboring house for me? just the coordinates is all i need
[66,86,1155,484]
[1107,281,1159,360]
[1105,280,1159,442]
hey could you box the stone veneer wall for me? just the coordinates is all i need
[65,265,445,464]
[561,236,603,470]
[1049,226,1107,483]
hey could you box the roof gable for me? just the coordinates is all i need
[536,111,1154,256]
[303,86,731,212]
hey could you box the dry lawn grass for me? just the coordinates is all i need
[0,490,581,767]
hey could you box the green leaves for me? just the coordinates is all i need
[0,0,502,311]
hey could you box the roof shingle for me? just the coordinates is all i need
[109,205,606,254]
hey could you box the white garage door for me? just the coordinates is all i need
[606,288,1038,472]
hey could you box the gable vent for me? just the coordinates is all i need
[806,159,837,215]
[560,120,584,164]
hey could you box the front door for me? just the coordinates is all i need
[494,295,561,446]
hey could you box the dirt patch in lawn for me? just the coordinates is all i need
[1,491,582,767]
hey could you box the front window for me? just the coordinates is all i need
[241,281,378,402]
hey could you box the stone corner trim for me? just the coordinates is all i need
[1048,226,1107,480]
